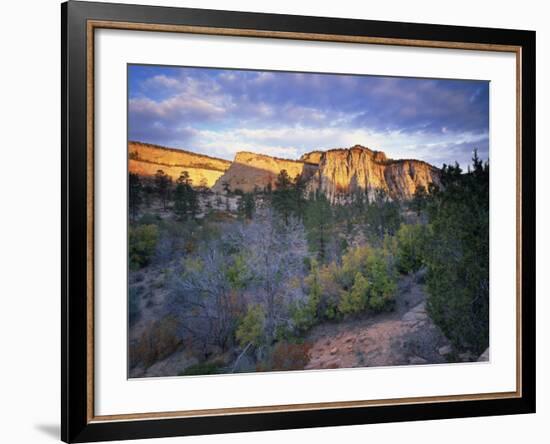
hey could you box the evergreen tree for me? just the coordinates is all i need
[364,189,401,240]
[304,192,333,262]
[154,169,172,211]
[424,150,489,353]
[129,173,142,221]
[272,169,293,224]
[238,193,255,220]
[272,170,306,224]
[173,171,198,220]
[410,185,428,216]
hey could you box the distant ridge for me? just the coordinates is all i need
[129,141,440,202]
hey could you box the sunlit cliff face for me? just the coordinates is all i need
[305,145,440,203]
[129,142,440,203]
[128,142,231,187]
[213,145,440,202]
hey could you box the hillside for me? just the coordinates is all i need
[128,141,231,187]
[211,151,318,193]
[129,141,440,202]
[214,145,440,202]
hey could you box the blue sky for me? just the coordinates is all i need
[128,65,489,168]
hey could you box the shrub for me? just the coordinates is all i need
[424,154,489,354]
[366,250,397,312]
[236,305,265,347]
[339,245,370,289]
[267,341,312,371]
[128,286,141,326]
[339,272,369,315]
[129,224,159,269]
[130,316,180,368]
[396,224,427,274]
[179,361,223,376]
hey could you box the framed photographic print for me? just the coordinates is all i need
[61,1,536,442]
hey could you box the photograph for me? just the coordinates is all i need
[126,65,490,378]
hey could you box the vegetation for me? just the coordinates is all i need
[173,171,198,220]
[129,224,159,269]
[423,152,489,353]
[395,223,428,274]
[128,152,489,376]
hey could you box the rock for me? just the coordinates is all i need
[438,345,452,356]
[402,311,428,322]
[459,352,475,362]
[408,356,428,365]
[330,347,338,355]
[212,151,317,193]
[323,359,341,369]
[345,337,354,343]
[477,348,490,362]
[129,141,230,187]
[213,145,440,201]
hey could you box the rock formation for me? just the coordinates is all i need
[305,145,440,203]
[128,141,231,187]
[211,151,317,193]
[215,145,440,202]
[129,141,440,203]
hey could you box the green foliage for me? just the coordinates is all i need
[179,361,223,376]
[292,259,323,332]
[339,272,369,315]
[424,151,489,353]
[272,170,306,224]
[339,245,370,289]
[237,193,255,219]
[129,224,159,269]
[173,171,198,220]
[154,169,172,210]
[304,193,333,262]
[128,286,141,326]
[396,224,428,274]
[410,185,428,215]
[298,244,397,327]
[129,173,142,221]
[366,250,397,312]
[236,305,265,347]
[364,190,402,240]
[225,253,250,291]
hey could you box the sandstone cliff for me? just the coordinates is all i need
[128,142,231,187]
[305,145,440,203]
[211,151,318,193]
[129,141,440,202]
[214,145,439,202]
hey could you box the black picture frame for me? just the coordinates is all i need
[61,1,536,442]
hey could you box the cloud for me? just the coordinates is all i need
[128,65,489,167]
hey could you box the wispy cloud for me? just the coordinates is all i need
[128,65,489,167]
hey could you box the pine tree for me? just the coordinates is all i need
[238,193,255,220]
[272,169,293,224]
[304,192,333,262]
[173,171,198,220]
[129,173,142,221]
[154,169,172,211]
[424,150,489,354]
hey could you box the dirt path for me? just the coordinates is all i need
[304,274,453,369]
